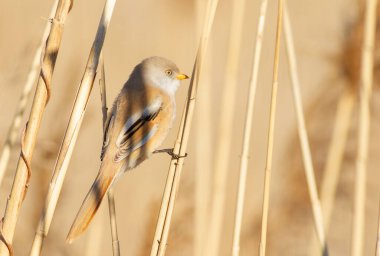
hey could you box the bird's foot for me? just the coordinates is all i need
[153,148,188,159]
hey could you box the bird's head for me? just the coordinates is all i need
[141,56,189,95]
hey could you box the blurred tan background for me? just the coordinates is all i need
[0,0,379,255]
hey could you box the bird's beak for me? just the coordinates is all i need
[176,73,189,80]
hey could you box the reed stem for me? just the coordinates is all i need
[352,0,378,255]
[231,1,268,255]
[309,87,355,256]
[206,0,248,253]
[99,54,121,256]
[194,1,213,254]
[283,3,328,255]
[107,189,120,256]
[259,1,283,255]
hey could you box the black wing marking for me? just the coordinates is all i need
[100,109,115,161]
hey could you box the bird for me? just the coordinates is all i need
[66,56,188,243]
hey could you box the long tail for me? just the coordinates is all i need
[66,171,114,243]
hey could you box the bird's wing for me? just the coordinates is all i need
[106,96,162,163]
[68,97,163,244]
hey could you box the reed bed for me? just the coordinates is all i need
[29,0,116,254]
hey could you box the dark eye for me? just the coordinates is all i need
[165,70,173,76]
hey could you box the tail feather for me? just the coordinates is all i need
[66,172,114,243]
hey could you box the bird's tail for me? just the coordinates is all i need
[66,171,114,243]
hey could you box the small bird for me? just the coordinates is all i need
[66,56,188,243]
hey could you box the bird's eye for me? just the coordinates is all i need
[165,70,173,76]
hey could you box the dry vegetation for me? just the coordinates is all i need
[0,0,379,255]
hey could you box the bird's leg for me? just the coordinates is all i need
[153,148,188,159]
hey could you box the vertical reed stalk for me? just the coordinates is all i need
[29,1,116,255]
[0,1,73,255]
[99,54,121,256]
[319,89,354,228]
[150,105,186,256]
[352,0,378,255]
[231,1,268,255]
[309,87,355,256]
[206,0,248,253]
[283,3,328,255]
[0,0,59,188]
[150,0,220,255]
[107,189,120,256]
[259,0,283,255]
[194,60,212,256]
[194,1,213,255]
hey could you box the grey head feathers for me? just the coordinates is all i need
[128,56,183,96]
